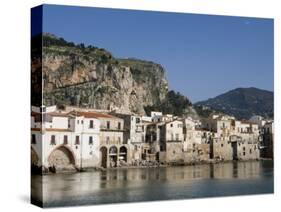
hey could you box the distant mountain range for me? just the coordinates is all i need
[195,87,273,120]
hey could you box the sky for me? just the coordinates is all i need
[36,4,273,102]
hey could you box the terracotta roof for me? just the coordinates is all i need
[47,112,70,117]
[46,128,72,132]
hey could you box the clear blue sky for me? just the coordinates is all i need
[39,4,273,102]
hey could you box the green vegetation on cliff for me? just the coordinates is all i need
[144,90,192,116]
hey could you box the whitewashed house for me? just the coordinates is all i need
[31,106,101,172]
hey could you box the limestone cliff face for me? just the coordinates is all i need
[42,34,169,115]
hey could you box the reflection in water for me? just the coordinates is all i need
[31,160,273,207]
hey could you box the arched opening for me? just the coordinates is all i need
[31,147,39,166]
[100,147,107,168]
[109,146,118,167]
[119,146,127,164]
[48,146,75,171]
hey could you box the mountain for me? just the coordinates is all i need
[32,33,195,116]
[195,87,274,120]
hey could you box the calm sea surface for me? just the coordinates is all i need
[31,160,273,207]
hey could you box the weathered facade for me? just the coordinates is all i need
[31,108,101,172]
[111,113,145,163]
[159,120,184,164]
[31,106,268,173]
[91,112,128,168]
[260,121,274,159]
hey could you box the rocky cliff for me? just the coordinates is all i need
[41,33,192,116]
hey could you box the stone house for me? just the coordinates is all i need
[158,120,184,164]
[231,121,260,160]
[201,116,233,161]
[182,117,213,163]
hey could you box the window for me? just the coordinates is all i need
[176,133,179,141]
[118,122,121,130]
[118,137,121,144]
[107,121,110,129]
[106,136,110,144]
[81,120,84,124]
[89,120,94,128]
[75,136,80,145]
[89,136,93,145]
[31,134,36,144]
[68,120,70,128]
[221,144,224,147]
[50,135,56,145]
[171,133,174,141]
[77,120,79,124]
[249,149,252,154]
[170,123,173,127]
[63,135,68,145]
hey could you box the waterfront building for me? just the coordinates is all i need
[143,122,162,162]
[158,120,184,164]
[31,106,266,173]
[182,117,212,163]
[231,120,260,160]
[201,116,233,161]
[111,113,145,162]
[260,121,274,159]
[31,106,101,172]
[83,111,126,168]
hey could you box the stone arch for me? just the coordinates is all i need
[109,146,118,167]
[100,146,107,168]
[31,147,39,166]
[119,146,127,162]
[48,145,76,169]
